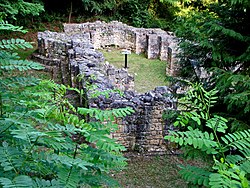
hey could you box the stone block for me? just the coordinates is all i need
[159,35,169,61]
[147,34,160,59]
[149,139,159,145]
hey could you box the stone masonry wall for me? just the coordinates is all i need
[63,21,178,63]
[33,22,178,154]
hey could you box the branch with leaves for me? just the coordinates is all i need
[165,83,250,187]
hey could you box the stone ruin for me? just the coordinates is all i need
[33,21,179,154]
[63,21,179,76]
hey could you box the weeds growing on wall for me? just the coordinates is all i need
[165,82,250,187]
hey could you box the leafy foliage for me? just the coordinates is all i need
[0,20,27,33]
[0,0,44,21]
[0,79,134,187]
[165,83,250,187]
[162,0,250,128]
[179,165,211,187]
[0,38,33,50]
[0,11,134,187]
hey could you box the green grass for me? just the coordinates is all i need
[113,155,188,188]
[100,49,168,93]
[113,154,211,188]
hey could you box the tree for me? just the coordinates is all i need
[0,0,44,25]
[165,82,250,187]
[162,0,250,129]
[0,3,134,187]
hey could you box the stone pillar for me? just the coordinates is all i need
[159,35,169,61]
[90,29,101,49]
[148,103,165,153]
[166,39,179,76]
[147,34,160,59]
[135,31,147,54]
[123,29,136,50]
[135,105,152,152]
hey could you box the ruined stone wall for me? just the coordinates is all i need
[33,22,178,154]
[63,21,178,63]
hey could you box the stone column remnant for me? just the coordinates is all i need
[147,34,160,59]
[63,21,179,71]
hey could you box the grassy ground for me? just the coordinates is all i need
[114,155,188,188]
[113,154,211,188]
[100,49,168,93]
[12,32,168,94]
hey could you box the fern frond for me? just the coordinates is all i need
[226,154,250,173]
[240,148,250,158]
[77,107,134,122]
[38,134,74,151]
[81,146,127,170]
[0,58,44,71]
[0,175,34,188]
[0,20,27,33]
[86,130,126,152]
[15,1,44,16]
[0,76,40,88]
[0,142,24,173]
[209,173,240,188]
[221,129,250,150]
[58,167,80,188]
[165,127,218,154]
[239,148,250,173]
[0,38,33,50]
[206,115,228,133]
[48,153,93,171]
[34,178,60,187]
[0,51,19,59]
[179,165,211,187]
[10,122,46,142]
[209,165,249,188]
[83,173,120,187]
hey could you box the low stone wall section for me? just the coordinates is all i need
[33,24,177,154]
[63,21,177,63]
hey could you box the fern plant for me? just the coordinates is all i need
[0,16,134,187]
[0,79,134,187]
[165,82,250,187]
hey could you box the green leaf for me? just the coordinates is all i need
[0,176,34,188]
[191,116,201,125]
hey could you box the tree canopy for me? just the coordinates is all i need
[162,0,250,129]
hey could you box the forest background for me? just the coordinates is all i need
[0,0,249,187]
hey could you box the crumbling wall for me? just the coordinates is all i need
[63,21,178,63]
[33,22,178,154]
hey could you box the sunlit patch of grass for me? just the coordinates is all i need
[100,49,168,93]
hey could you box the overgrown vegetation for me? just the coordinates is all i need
[1,0,250,187]
[0,0,176,30]
[165,82,250,187]
[0,2,135,187]
[162,0,250,129]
